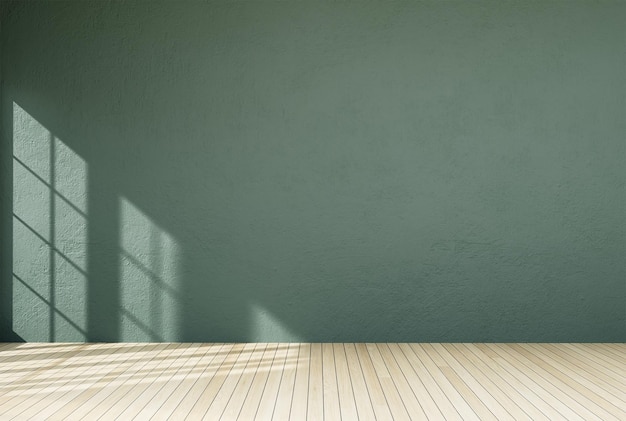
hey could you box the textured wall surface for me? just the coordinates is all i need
[1,1,624,342]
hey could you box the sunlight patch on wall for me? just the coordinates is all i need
[51,138,88,340]
[119,197,180,341]
[250,303,301,342]
[12,103,88,341]
[13,103,51,239]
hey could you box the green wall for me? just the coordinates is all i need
[1,1,624,342]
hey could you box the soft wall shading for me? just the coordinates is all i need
[1,1,624,342]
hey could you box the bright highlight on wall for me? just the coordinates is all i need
[119,197,180,341]
[12,102,88,341]
[250,303,302,343]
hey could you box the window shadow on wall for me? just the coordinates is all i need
[10,102,179,342]
[8,96,252,342]
[12,102,94,341]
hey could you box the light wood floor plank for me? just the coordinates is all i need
[237,343,279,420]
[77,343,181,420]
[0,343,78,364]
[0,344,100,415]
[1,344,109,419]
[0,343,623,421]
[342,343,376,421]
[16,343,148,420]
[321,343,341,421]
[386,343,444,420]
[288,343,309,421]
[182,343,249,420]
[465,344,566,420]
[409,343,480,421]
[355,343,395,420]
[563,344,626,372]
[526,344,626,410]
[519,344,622,420]
[134,344,224,420]
[510,344,622,421]
[146,343,226,421]
[376,343,427,419]
[202,342,260,420]
[114,343,203,420]
[219,343,268,421]
[272,343,300,421]
[0,343,17,352]
[96,343,192,421]
[603,343,625,350]
[439,365,499,421]
[306,343,324,421]
[597,343,626,358]
[495,344,610,420]
[558,344,626,385]
[0,347,78,397]
[331,343,357,421]
[166,343,236,420]
[0,345,86,389]
[255,343,289,420]
[443,343,537,420]
[429,344,503,421]
[477,344,586,421]
[396,343,463,421]
[50,343,174,421]
[433,343,520,420]
[366,343,411,421]
[572,344,626,367]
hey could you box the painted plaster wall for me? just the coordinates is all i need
[1,1,624,342]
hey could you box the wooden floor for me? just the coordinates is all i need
[0,343,623,420]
